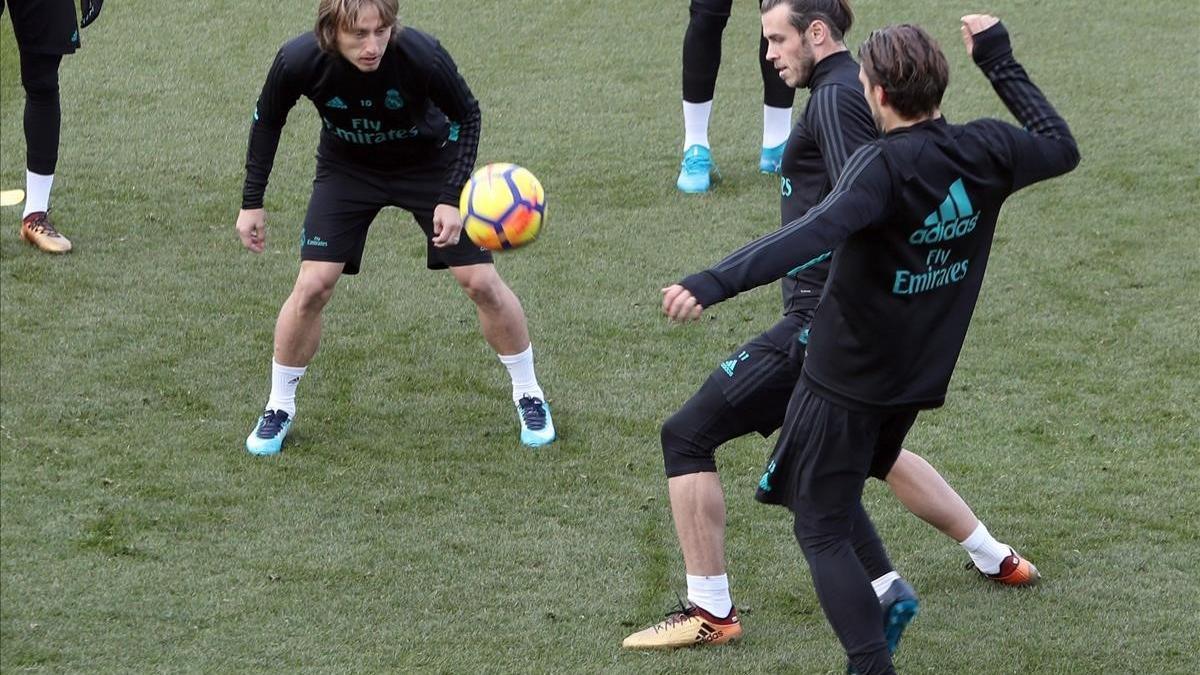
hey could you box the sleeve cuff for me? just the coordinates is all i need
[679,270,729,309]
[972,22,1013,70]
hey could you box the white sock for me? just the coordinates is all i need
[24,171,53,217]
[871,571,901,598]
[265,360,307,417]
[683,100,713,150]
[762,105,793,148]
[497,344,543,404]
[686,573,733,618]
[959,521,1011,575]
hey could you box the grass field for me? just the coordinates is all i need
[2,0,1198,672]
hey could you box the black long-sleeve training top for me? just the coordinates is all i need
[241,27,480,209]
[681,23,1080,411]
[778,50,879,315]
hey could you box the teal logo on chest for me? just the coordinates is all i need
[384,89,404,110]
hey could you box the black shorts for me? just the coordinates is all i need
[709,311,812,432]
[661,311,814,478]
[755,383,918,516]
[2,0,79,55]
[300,157,493,275]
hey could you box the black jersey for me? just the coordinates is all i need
[778,51,878,314]
[242,27,480,209]
[680,23,1079,411]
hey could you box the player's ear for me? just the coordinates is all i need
[809,20,824,44]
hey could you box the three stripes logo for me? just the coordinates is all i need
[325,97,349,110]
[720,351,750,377]
[909,178,979,245]
[695,622,724,643]
[758,459,777,493]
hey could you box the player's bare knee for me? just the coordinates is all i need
[455,267,505,309]
[290,276,337,314]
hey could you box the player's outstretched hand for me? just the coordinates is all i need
[237,208,267,253]
[662,284,704,322]
[80,0,104,28]
[960,14,1000,56]
[431,203,463,248]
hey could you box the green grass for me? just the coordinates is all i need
[2,0,1198,672]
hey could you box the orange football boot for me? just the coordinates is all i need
[971,549,1040,587]
[622,601,742,650]
[20,211,72,253]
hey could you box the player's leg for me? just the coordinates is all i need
[764,385,919,673]
[246,259,345,456]
[17,50,70,252]
[624,320,800,649]
[11,0,79,253]
[885,449,1039,585]
[396,154,554,447]
[757,31,795,174]
[677,0,732,193]
[246,164,376,455]
[622,383,763,650]
[448,262,555,447]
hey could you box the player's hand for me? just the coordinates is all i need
[431,203,463,248]
[80,0,104,28]
[960,14,1000,56]
[662,284,704,322]
[236,208,267,253]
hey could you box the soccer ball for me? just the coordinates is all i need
[459,163,545,251]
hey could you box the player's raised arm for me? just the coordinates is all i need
[668,144,891,319]
[963,15,1080,190]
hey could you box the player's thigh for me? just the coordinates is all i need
[689,0,734,18]
[662,321,803,477]
[716,315,809,429]
[757,386,885,520]
[389,168,494,271]
[867,410,919,480]
[7,0,79,55]
[300,162,385,276]
[662,375,761,476]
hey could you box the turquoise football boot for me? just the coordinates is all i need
[246,409,293,456]
[848,578,919,674]
[517,395,556,448]
[759,142,786,174]
[676,145,718,193]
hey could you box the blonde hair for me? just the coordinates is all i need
[314,0,400,53]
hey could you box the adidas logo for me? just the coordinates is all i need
[758,460,777,492]
[695,623,723,643]
[720,350,750,377]
[909,177,979,245]
[325,97,348,110]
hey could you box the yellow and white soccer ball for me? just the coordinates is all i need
[459,163,545,251]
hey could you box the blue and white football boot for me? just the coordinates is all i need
[848,578,919,674]
[517,395,556,448]
[676,145,719,193]
[246,409,293,456]
[880,578,919,655]
[759,142,786,174]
